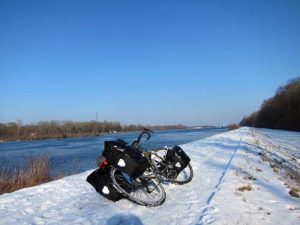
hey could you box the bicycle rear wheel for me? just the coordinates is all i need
[152,148,193,184]
[110,167,166,207]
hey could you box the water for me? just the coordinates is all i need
[0,128,227,176]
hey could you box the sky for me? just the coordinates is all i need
[1,0,300,126]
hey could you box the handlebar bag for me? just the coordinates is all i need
[102,140,149,179]
[165,146,190,173]
[86,167,126,202]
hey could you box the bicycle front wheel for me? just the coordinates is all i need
[153,148,193,184]
[110,167,166,207]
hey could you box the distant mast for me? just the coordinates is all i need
[95,112,99,135]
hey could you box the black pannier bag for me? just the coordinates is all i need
[102,139,149,179]
[165,146,191,173]
[86,167,125,202]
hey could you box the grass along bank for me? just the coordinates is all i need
[0,155,64,195]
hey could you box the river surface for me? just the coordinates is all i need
[0,128,227,176]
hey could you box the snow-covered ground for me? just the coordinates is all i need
[258,128,300,160]
[0,127,299,225]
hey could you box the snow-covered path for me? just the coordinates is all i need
[0,128,299,225]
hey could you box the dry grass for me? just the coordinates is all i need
[227,124,240,131]
[0,155,52,195]
[237,184,253,192]
[289,188,300,198]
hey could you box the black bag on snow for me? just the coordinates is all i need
[102,139,149,179]
[86,167,125,202]
[165,146,191,173]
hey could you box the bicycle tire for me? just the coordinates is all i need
[152,148,193,184]
[110,167,166,207]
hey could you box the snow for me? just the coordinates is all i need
[257,128,300,161]
[0,127,299,225]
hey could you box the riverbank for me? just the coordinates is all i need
[0,127,299,224]
[0,155,53,195]
[0,128,189,143]
[0,121,188,142]
[0,132,102,142]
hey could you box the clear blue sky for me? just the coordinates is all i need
[1,0,299,126]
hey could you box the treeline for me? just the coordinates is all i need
[0,120,187,141]
[240,78,300,131]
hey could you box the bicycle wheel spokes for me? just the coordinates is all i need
[110,167,166,207]
[150,151,168,172]
[153,148,193,184]
[132,178,163,200]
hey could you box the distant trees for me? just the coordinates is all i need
[227,124,240,131]
[0,120,187,141]
[240,77,300,131]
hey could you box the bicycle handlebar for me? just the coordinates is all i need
[131,128,153,149]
